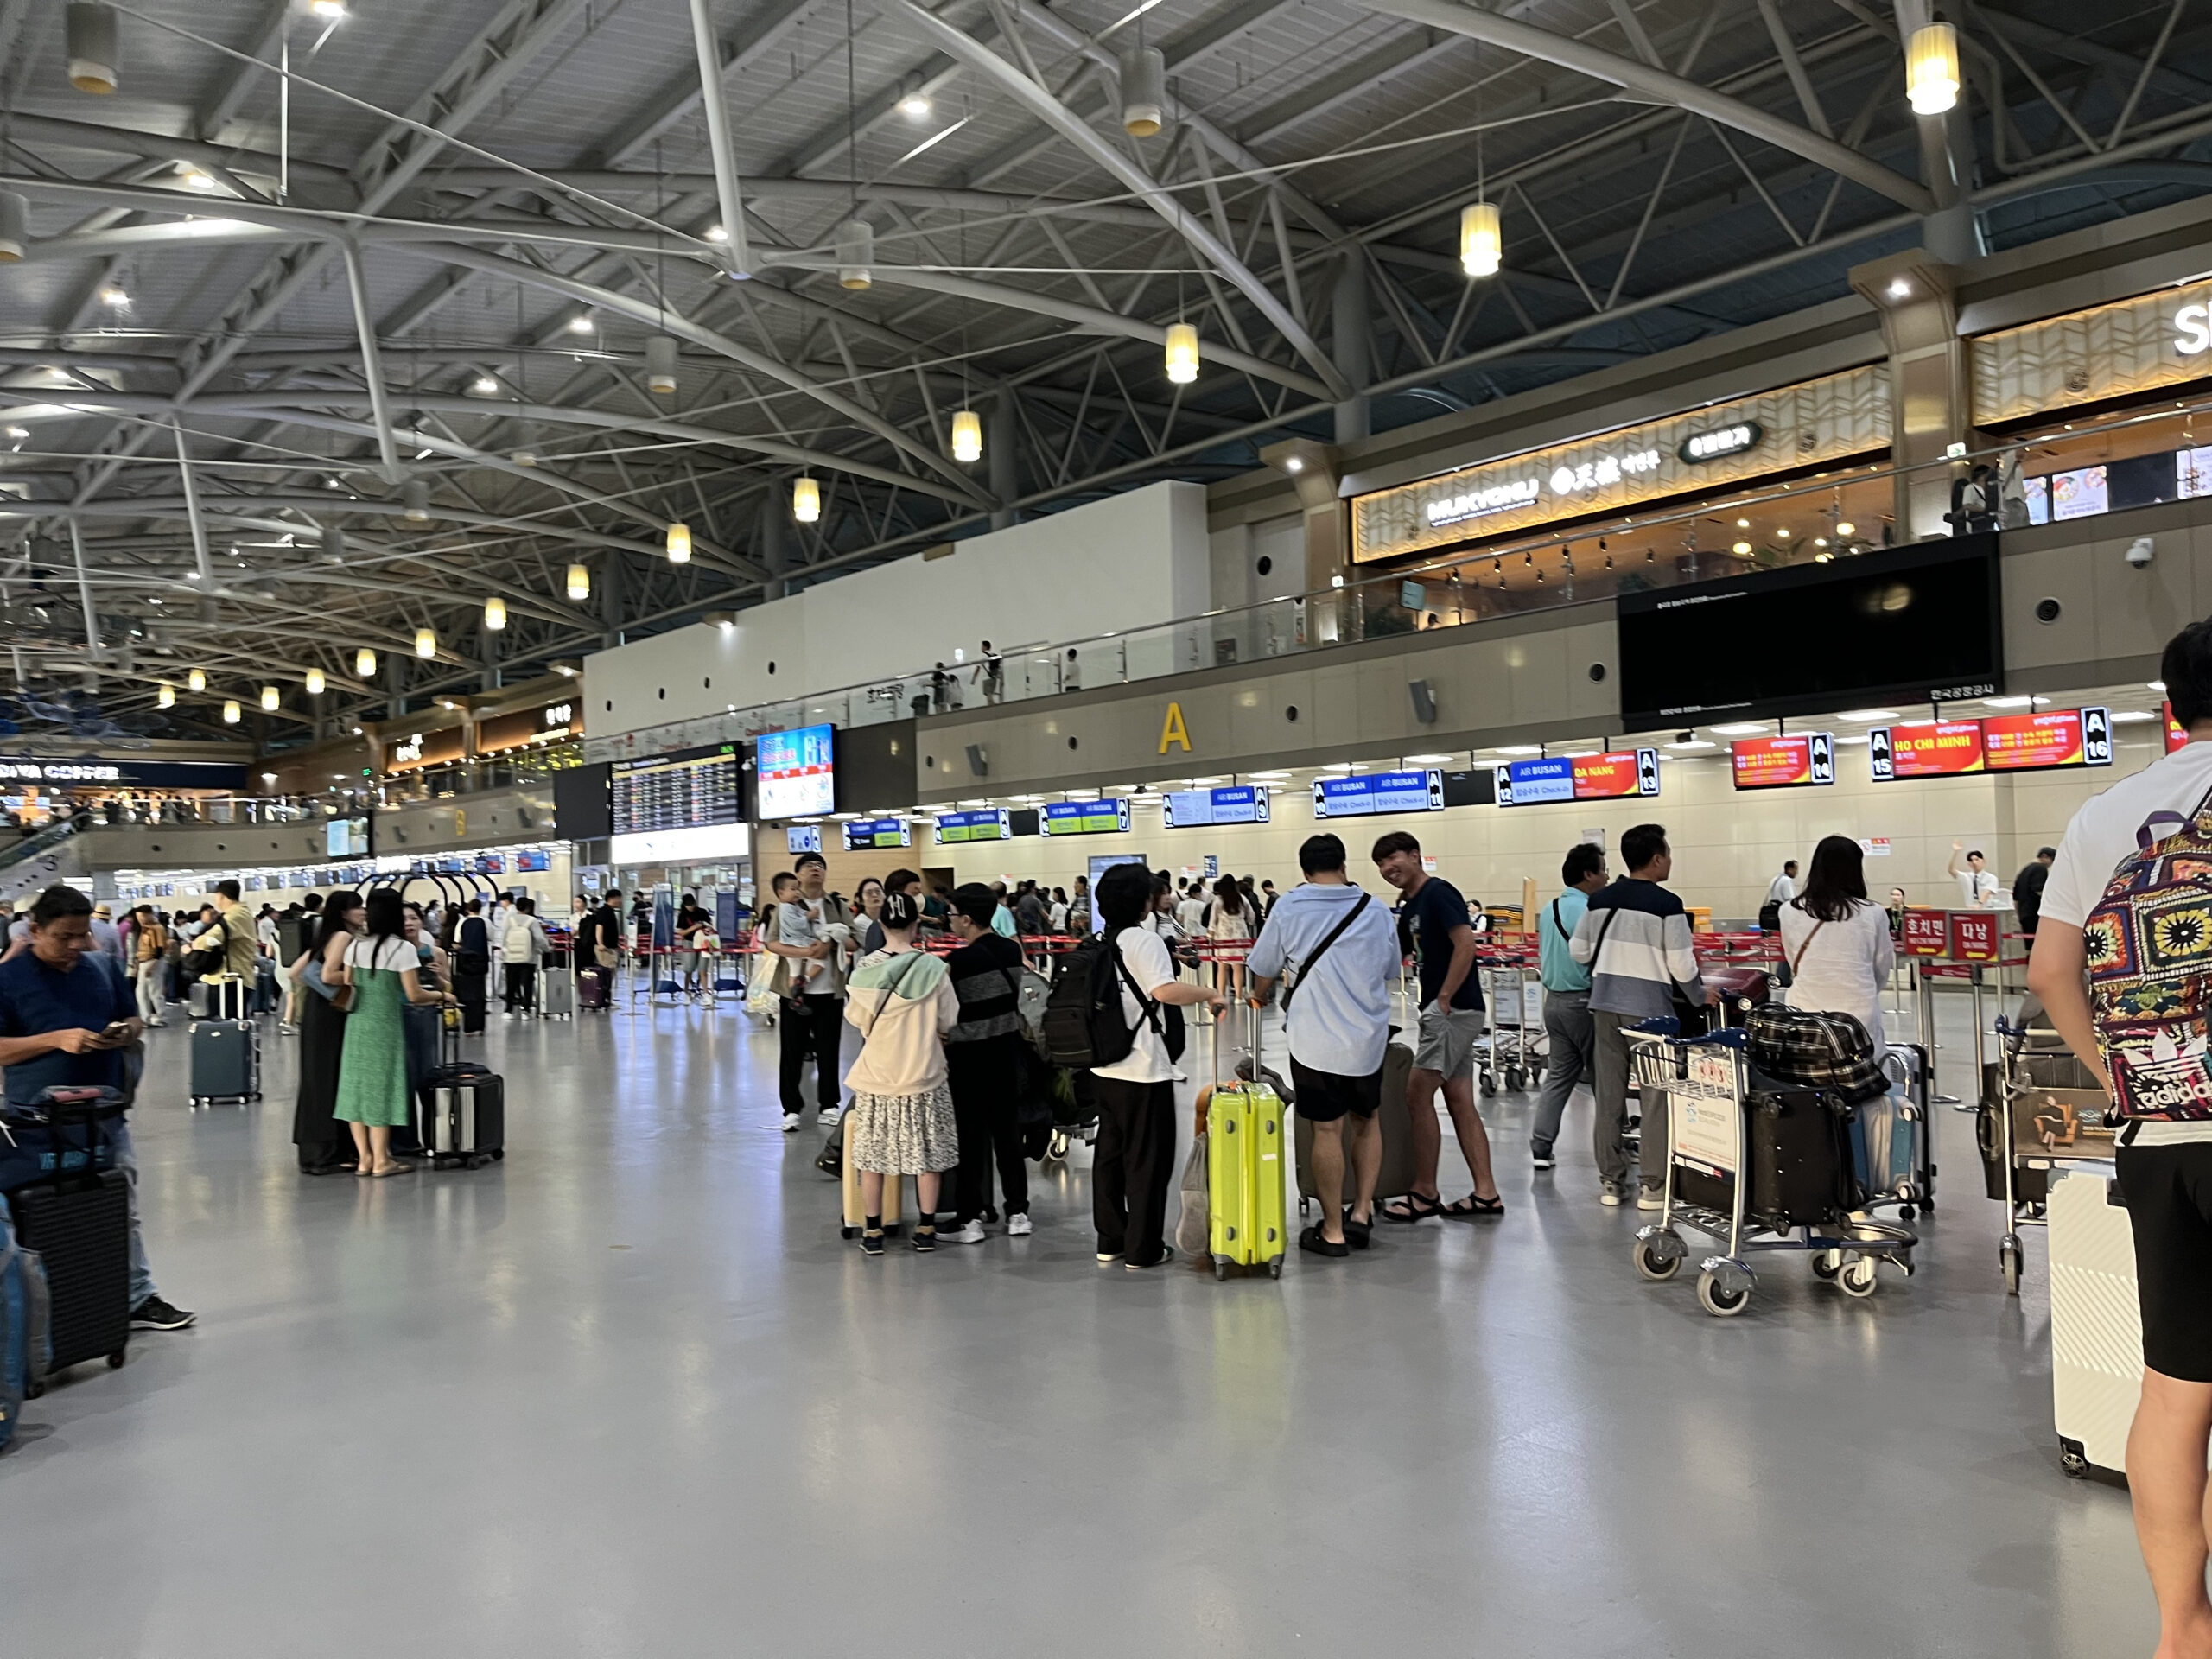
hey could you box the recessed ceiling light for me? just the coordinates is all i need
[1887,277,1911,299]
[1285,456,1304,473]
[1982,696,2034,708]
[2151,680,2169,691]
[1839,709,1899,721]
[1402,753,1454,764]
[1492,744,1542,756]
[98,283,129,308]
[470,375,499,396]
[2109,710,2157,723]
[567,313,594,334]
[1710,722,1768,735]
[1664,739,1716,751]
[704,225,728,243]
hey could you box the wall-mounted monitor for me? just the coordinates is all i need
[1617,538,2001,726]
[1163,785,1270,828]
[756,724,836,819]
[1311,770,1444,819]
[611,743,741,836]
[842,817,911,851]
[1980,707,2111,772]
[935,809,1009,844]
[785,823,822,855]
[1492,750,1658,806]
[1042,799,1131,836]
[1730,733,1834,791]
[1868,719,1985,779]
[326,816,371,857]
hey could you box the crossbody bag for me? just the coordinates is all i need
[1281,892,1372,1014]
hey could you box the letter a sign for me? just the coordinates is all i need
[1158,701,1192,754]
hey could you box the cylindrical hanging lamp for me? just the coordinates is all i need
[187,666,206,692]
[793,475,821,524]
[510,422,539,467]
[221,699,241,725]
[0,192,28,264]
[415,627,436,659]
[1905,22,1960,115]
[1164,322,1199,385]
[156,682,175,709]
[483,595,507,630]
[950,410,982,464]
[834,219,874,290]
[66,3,119,95]
[1459,201,1501,277]
[322,523,345,563]
[566,562,590,601]
[402,478,430,522]
[355,647,377,678]
[665,522,692,563]
[260,684,280,712]
[305,667,326,696]
[1120,48,1166,137]
[645,334,678,397]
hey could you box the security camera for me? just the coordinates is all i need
[2126,536,2157,569]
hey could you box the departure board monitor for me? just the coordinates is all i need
[611,742,743,836]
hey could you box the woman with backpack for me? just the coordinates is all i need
[1775,835,1895,1059]
[843,890,961,1256]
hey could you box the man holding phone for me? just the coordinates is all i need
[0,884,193,1331]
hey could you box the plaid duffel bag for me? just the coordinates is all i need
[1745,1004,1889,1103]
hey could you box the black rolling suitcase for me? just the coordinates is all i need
[415,1024,504,1169]
[1745,1089,1862,1229]
[1,1088,130,1389]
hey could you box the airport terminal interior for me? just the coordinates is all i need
[3,1,2212,1653]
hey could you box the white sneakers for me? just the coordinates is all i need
[1007,1212,1033,1236]
[816,1107,841,1126]
[1637,1189,1666,1211]
[941,1220,987,1245]
[781,1112,801,1133]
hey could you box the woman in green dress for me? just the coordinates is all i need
[331,888,451,1177]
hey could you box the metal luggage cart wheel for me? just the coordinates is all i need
[1839,1256,1880,1298]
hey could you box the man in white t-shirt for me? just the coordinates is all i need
[1087,862,1225,1271]
[1764,862,1798,908]
[2028,621,2212,1657]
[1175,880,1210,936]
[1946,842,2001,906]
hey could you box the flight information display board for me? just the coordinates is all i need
[1869,720,1985,780]
[1493,750,1658,806]
[1162,785,1271,828]
[611,742,743,834]
[1042,799,1131,836]
[1730,733,1834,791]
[1980,707,2111,772]
[1312,769,1445,818]
[842,817,911,851]
[755,724,836,818]
[935,809,1010,843]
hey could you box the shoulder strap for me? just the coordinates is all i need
[1110,934,1166,1036]
[1550,899,1573,945]
[1588,903,1620,961]
[1787,918,1827,976]
[1281,892,1371,1014]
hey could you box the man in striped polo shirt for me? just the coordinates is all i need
[1570,823,1719,1210]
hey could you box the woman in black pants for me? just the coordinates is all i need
[1086,864,1226,1269]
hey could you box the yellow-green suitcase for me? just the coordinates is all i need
[1206,1063,1287,1280]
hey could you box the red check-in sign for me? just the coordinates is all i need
[1901,907,1950,957]
[1948,911,2000,962]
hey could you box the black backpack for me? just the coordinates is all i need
[1043,929,1178,1070]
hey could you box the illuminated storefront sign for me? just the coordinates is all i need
[1351,365,1889,564]
[1974,284,2212,425]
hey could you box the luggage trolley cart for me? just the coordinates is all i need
[1478,945,1544,1096]
[1985,1014,2115,1295]
[1627,1027,1917,1317]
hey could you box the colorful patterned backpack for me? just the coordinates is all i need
[2084,787,2212,1119]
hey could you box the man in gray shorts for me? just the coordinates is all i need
[1371,831,1503,1221]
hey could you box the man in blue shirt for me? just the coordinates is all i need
[1245,834,1401,1256]
[0,884,194,1330]
[1529,842,1609,1171]
[1372,831,1503,1222]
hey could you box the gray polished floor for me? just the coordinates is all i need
[1,993,2156,1656]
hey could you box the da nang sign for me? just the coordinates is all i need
[1973,283,2212,425]
[1351,366,1889,564]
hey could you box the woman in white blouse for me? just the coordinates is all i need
[1776,835,1896,1058]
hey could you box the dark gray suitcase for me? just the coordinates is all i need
[188,1020,260,1106]
[6,1171,129,1388]
[417,1067,505,1169]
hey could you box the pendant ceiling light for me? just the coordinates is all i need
[950,410,982,464]
[645,334,678,397]
[322,524,345,564]
[566,563,590,601]
[510,422,539,467]
[665,522,692,563]
[401,478,430,523]
[305,667,326,696]
[483,595,507,630]
[0,192,27,264]
[1905,22,1960,116]
[221,699,241,725]
[793,475,821,524]
[834,219,874,290]
[187,666,207,692]
[415,627,436,659]
[356,647,377,678]
[156,682,175,709]
[65,3,119,95]
[260,684,280,712]
[1459,202,1501,277]
[1120,47,1166,137]
[1164,322,1199,385]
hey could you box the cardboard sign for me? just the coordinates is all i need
[1901,907,1950,957]
[1948,910,2001,962]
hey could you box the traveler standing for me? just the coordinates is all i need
[1245,834,1397,1255]
[1777,836,1895,1059]
[488,893,516,1001]
[1371,832,1503,1220]
[930,661,955,713]
[1069,874,1092,933]
[844,891,960,1256]
[1047,888,1070,932]
[1529,842,1609,1172]
[454,899,491,1032]
[292,891,362,1174]
[1089,862,1226,1269]
[214,879,257,984]
[975,639,1004,705]
[1571,823,1718,1209]
[2026,618,2212,1659]
[1206,874,1255,1004]
[849,876,887,956]
[130,905,169,1027]
[1176,879,1210,936]
[331,888,448,1177]
[990,884,1018,938]
[88,903,125,969]
[1947,842,2000,906]
[1014,880,1047,939]
[1759,861,1798,931]
[2012,846,2056,940]
[0,885,192,1330]
[942,882,1033,1242]
[765,850,854,1131]
[500,896,549,1014]
[676,891,711,994]
[588,888,625,972]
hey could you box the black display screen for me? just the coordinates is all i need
[1616,537,2001,728]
